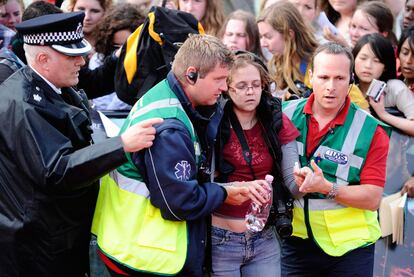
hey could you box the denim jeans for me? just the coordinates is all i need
[89,235,111,277]
[211,226,281,277]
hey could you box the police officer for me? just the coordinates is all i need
[0,12,162,277]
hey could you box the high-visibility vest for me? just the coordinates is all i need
[92,80,199,275]
[283,99,390,256]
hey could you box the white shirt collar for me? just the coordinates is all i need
[30,66,62,95]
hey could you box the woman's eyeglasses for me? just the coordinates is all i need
[228,81,262,93]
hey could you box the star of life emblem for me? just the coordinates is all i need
[174,160,191,181]
[33,94,42,102]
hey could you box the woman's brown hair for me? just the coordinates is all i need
[258,1,318,95]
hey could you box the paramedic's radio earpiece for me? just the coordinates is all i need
[186,71,198,84]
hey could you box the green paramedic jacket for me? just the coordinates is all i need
[92,80,198,275]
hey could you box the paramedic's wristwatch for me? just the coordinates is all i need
[326,182,339,199]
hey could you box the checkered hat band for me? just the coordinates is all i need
[23,30,83,45]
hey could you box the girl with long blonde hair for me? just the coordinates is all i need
[258,1,318,98]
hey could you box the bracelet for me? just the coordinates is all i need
[326,182,339,200]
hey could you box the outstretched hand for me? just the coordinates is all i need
[294,160,331,194]
[322,27,349,47]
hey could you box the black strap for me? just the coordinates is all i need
[228,111,257,180]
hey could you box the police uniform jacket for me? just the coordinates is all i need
[0,67,127,276]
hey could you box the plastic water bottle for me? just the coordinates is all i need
[245,175,273,232]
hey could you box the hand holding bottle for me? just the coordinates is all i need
[245,175,274,232]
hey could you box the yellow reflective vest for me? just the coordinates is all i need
[92,80,198,275]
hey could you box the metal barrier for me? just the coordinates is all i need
[374,129,414,277]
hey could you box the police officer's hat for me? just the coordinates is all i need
[15,12,91,56]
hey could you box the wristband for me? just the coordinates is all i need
[326,182,338,199]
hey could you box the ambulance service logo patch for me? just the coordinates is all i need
[174,160,191,181]
[324,149,348,165]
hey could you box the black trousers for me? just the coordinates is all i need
[281,236,375,277]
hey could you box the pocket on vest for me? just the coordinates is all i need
[136,202,181,252]
[324,208,370,246]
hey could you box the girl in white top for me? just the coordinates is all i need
[349,1,396,48]
[353,33,414,136]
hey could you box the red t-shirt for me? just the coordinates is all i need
[304,94,389,187]
[215,114,299,218]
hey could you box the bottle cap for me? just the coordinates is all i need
[265,174,274,183]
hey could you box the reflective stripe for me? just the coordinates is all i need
[337,179,349,186]
[283,99,301,119]
[130,98,195,137]
[294,198,346,210]
[131,98,181,120]
[341,110,367,151]
[337,110,366,180]
[297,141,304,156]
[293,199,304,209]
[110,170,149,198]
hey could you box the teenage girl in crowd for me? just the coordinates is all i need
[402,0,414,32]
[286,0,327,45]
[353,33,414,135]
[220,10,264,60]
[0,0,23,31]
[398,26,414,92]
[257,1,318,99]
[173,0,224,36]
[212,51,299,277]
[287,0,318,27]
[348,1,398,81]
[89,3,145,111]
[353,33,414,202]
[349,1,396,48]
[320,0,364,46]
[67,0,112,48]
